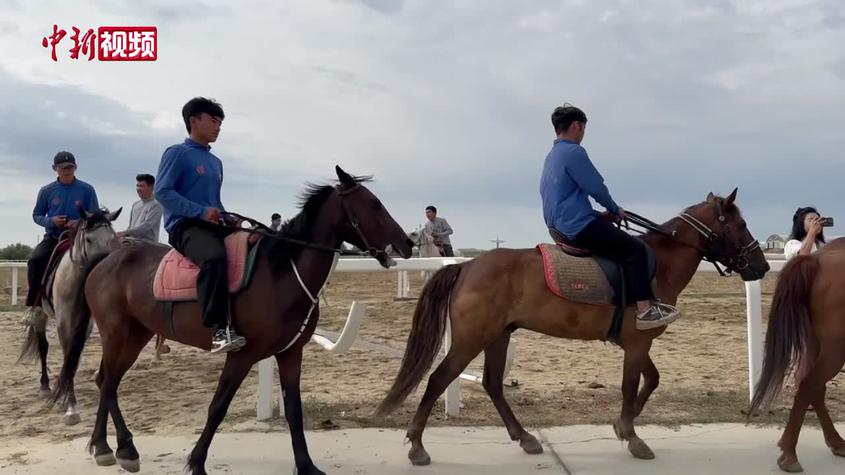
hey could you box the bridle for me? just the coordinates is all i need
[68,219,115,266]
[336,183,394,261]
[675,212,761,275]
[625,205,761,277]
[224,183,392,260]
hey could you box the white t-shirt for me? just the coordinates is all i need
[784,239,823,260]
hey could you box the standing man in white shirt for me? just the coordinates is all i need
[117,173,163,244]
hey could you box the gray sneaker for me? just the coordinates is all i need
[635,302,680,330]
[211,326,246,353]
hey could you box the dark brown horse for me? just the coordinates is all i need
[376,189,770,467]
[750,238,845,472]
[52,167,413,475]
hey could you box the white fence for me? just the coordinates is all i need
[0,260,27,305]
[254,257,786,421]
[0,256,786,419]
[254,256,491,420]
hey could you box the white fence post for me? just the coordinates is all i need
[256,357,275,421]
[396,271,410,299]
[11,267,19,306]
[444,320,461,417]
[745,279,763,401]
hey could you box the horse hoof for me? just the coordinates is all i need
[63,413,81,426]
[830,444,845,457]
[627,438,655,460]
[778,458,803,473]
[159,344,171,354]
[94,452,116,466]
[39,388,52,399]
[520,435,544,455]
[117,457,141,473]
[408,446,431,466]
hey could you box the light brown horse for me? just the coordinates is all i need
[750,238,845,472]
[377,189,770,467]
[52,167,414,475]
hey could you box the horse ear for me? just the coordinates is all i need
[83,210,93,220]
[725,188,738,206]
[335,165,355,187]
[706,192,716,202]
[107,207,123,222]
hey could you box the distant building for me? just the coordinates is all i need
[765,234,787,250]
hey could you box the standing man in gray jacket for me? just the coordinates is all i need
[423,205,455,257]
[117,173,163,244]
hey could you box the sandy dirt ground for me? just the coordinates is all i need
[0,269,842,445]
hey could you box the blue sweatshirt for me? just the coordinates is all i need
[155,138,225,233]
[32,179,100,238]
[540,139,620,239]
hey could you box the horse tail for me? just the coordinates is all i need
[375,263,464,417]
[51,253,109,407]
[17,322,44,364]
[749,254,819,416]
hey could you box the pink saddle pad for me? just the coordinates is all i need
[153,232,251,301]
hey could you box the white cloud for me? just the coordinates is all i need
[0,0,843,249]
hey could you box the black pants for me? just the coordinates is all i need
[26,235,59,306]
[570,218,653,302]
[441,244,455,257]
[169,219,236,329]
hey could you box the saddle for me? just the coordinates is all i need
[152,232,263,302]
[538,229,656,341]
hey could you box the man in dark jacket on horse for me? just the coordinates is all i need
[154,97,245,353]
[540,104,679,330]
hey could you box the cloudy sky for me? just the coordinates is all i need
[0,0,843,249]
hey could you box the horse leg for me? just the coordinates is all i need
[407,345,481,466]
[91,324,152,472]
[614,342,654,460]
[777,348,845,472]
[56,314,80,425]
[187,354,252,475]
[633,353,659,417]
[276,349,324,475]
[154,335,170,361]
[811,389,845,457]
[482,332,541,455]
[36,329,51,397]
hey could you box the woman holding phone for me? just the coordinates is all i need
[784,206,831,260]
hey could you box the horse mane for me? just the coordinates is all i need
[268,175,373,270]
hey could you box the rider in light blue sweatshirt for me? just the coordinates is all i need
[539,104,679,330]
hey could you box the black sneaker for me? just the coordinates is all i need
[211,326,246,353]
[635,302,680,330]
